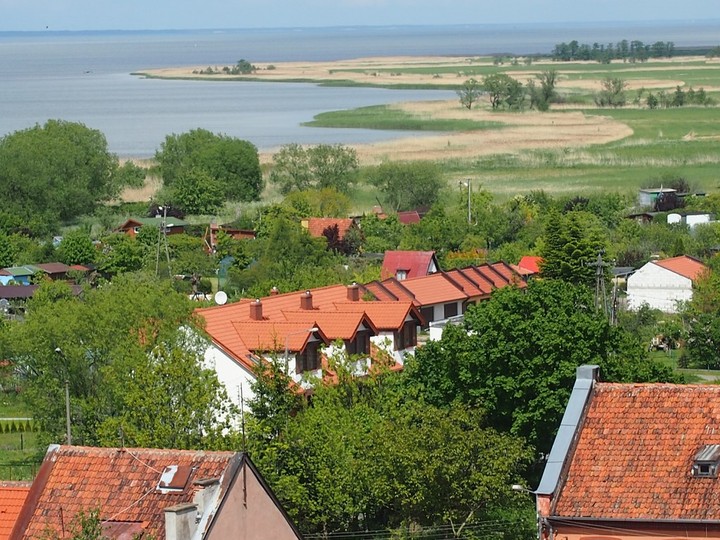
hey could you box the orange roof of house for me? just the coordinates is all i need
[654,255,708,281]
[15,446,236,540]
[380,251,437,280]
[304,218,354,239]
[554,383,720,521]
[518,255,542,274]
[333,301,422,330]
[391,273,467,306]
[0,482,30,540]
[232,321,327,353]
[282,310,378,341]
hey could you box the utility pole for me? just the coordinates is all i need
[459,179,471,225]
[155,205,172,277]
[54,348,72,445]
[587,251,611,317]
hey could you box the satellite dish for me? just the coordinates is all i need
[214,291,228,305]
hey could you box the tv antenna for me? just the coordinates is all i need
[155,205,172,277]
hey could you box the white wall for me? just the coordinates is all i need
[203,345,257,411]
[627,262,693,313]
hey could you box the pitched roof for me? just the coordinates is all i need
[553,383,720,521]
[396,273,467,305]
[231,321,328,353]
[14,445,236,540]
[3,267,35,277]
[397,210,421,224]
[117,217,189,230]
[32,262,71,275]
[517,255,542,274]
[0,482,30,540]
[304,218,354,239]
[380,251,437,280]
[653,255,708,281]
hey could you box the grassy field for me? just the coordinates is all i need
[0,392,42,481]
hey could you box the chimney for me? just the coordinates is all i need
[300,290,313,310]
[164,503,197,540]
[270,286,279,296]
[347,282,360,302]
[249,299,263,320]
[192,477,221,523]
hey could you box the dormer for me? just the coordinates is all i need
[692,444,720,478]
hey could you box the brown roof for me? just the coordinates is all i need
[0,482,30,540]
[653,255,708,281]
[33,262,71,275]
[304,218,354,239]
[553,383,720,521]
[14,445,236,540]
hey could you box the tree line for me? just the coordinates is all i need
[552,39,675,63]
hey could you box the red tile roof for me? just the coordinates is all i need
[654,255,708,281]
[304,218,354,239]
[554,383,720,521]
[0,482,30,540]
[381,251,437,280]
[15,445,235,540]
[518,255,542,274]
[397,211,421,224]
[232,321,328,352]
[396,273,467,306]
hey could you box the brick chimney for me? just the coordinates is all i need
[347,282,360,302]
[300,290,313,310]
[249,299,263,320]
[270,286,279,296]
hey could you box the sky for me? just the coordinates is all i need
[1,0,719,32]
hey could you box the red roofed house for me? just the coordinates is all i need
[381,251,439,281]
[11,445,302,540]
[301,218,355,240]
[365,262,526,339]
[517,256,542,275]
[626,255,708,313]
[535,365,720,540]
[196,283,423,408]
[0,482,30,540]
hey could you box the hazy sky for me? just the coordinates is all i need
[2,0,718,32]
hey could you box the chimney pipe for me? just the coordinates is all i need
[270,286,279,296]
[164,503,197,540]
[347,282,360,302]
[249,299,263,320]
[300,290,313,310]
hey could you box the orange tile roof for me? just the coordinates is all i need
[304,218,354,239]
[232,321,327,353]
[282,310,378,341]
[333,301,422,330]
[392,273,467,306]
[444,268,488,298]
[518,255,542,274]
[0,482,30,540]
[554,383,720,521]
[654,255,708,281]
[16,446,235,540]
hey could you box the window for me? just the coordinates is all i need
[346,331,370,356]
[443,302,458,319]
[396,270,408,281]
[296,344,320,373]
[419,306,434,329]
[692,444,720,478]
[395,321,417,350]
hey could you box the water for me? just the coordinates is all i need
[1,22,718,157]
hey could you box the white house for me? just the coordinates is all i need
[626,255,708,313]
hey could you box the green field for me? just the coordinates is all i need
[0,393,42,480]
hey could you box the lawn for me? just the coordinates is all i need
[0,391,42,481]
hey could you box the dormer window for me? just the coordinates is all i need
[692,444,720,478]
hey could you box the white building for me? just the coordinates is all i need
[626,255,708,313]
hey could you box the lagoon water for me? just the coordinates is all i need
[1,21,719,157]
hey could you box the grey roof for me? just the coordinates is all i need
[536,365,599,496]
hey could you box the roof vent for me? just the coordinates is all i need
[692,445,720,478]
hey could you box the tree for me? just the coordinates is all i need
[595,77,627,107]
[270,144,358,194]
[405,280,678,455]
[247,355,535,538]
[0,120,139,235]
[170,168,225,214]
[8,274,235,448]
[529,70,558,111]
[456,78,482,110]
[155,128,263,202]
[57,230,96,265]
[482,74,525,110]
[0,233,17,267]
[367,161,443,211]
[539,209,607,287]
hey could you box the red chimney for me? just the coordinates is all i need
[270,286,279,296]
[249,299,263,320]
[300,290,313,310]
[347,282,360,302]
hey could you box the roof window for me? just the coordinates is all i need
[157,465,194,493]
[692,444,720,478]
